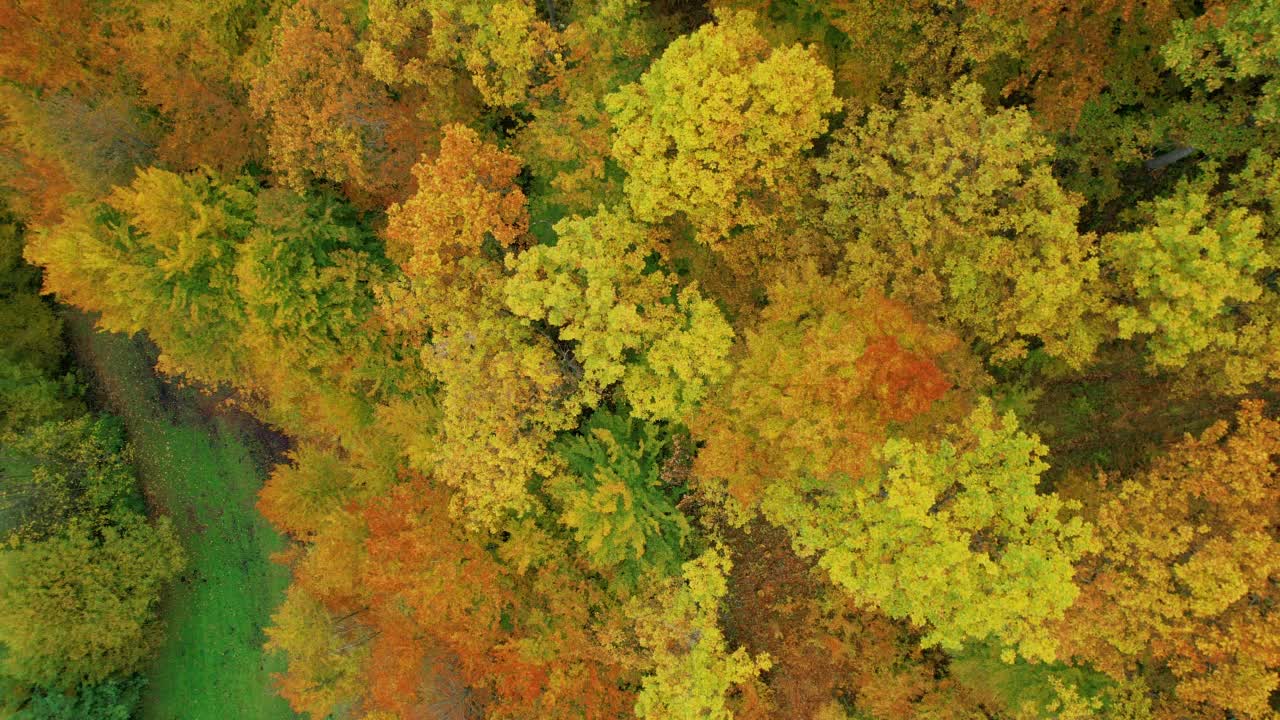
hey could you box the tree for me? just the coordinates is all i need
[1,415,137,540]
[0,358,80,436]
[817,82,1105,368]
[362,0,558,110]
[377,123,579,527]
[605,10,841,246]
[0,220,65,373]
[114,0,268,172]
[361,477,526,705]
[234,187,389,407]
[249,0,435,205]
[708,0,1022,113]
[264,584,370,720]
[629,547,771,720]
[1163,0,1280,126]
[10,677,143,720]
[25,168,254,385]
[692,266,966,522]
[1059,401,1280,719]
[504,207,734,420]
[514,0,661,212]
[423,280,580,526]
[0,87,159,222]
[548,407,690,580]
[257,442,390,540]
[0,514,184,687]
[1105,167,1280,394]
[0,0,117,94]
[966,0,1179,129]
[763,400,1094,663]
[383,124,528,287]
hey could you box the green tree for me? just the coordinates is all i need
[0,220,64,373]
[1163,0,1280,125]
[235,188,386,373]
[0,513,184,687]
[1,415,136,539]
[549,408,690,580]
[0,359,80,436]
[11,677,143,720]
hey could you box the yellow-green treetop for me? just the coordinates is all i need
[818,82,1105,368]
[1059,400,1280,719]
[0,514,184,687]
[762,400,1094,663]
[693,265,970,523]
[1163,0,1280,125]
[25,168,255,385]
[605,10,841,246]
[384,123,529,287]
[504,207,734,420]
[362,0,559,109]
[1105,171,1280,395]
[629,547,771,720]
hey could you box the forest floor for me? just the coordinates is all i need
[64,312,299,720]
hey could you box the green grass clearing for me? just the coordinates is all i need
[65,312,298,720]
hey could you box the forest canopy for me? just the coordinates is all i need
[1,0,1279,719]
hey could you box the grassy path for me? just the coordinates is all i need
[65,313,298,720]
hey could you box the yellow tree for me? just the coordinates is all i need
[763,400,1094,663]
[24,168,254,385]
[1104,169,1280,395]
[264,584,370,719]
[605,10,840,247]
[818,82,1105,368]
[423,277,580,526]
[504,206,734,421]
[1059,401,1280,719]
[628,547,772,720]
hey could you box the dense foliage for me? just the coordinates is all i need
[2,0,1280,718]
